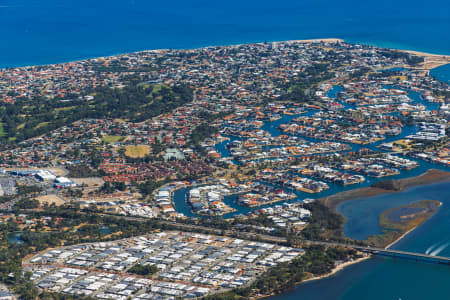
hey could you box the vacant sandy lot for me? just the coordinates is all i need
[72,177,105,187]
[36,195,65,206]
[398,49,450,70]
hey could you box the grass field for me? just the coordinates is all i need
[0,122,5,137]
[101,135,124,143]
[125,145,151,158]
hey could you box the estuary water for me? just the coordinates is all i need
[269,181,450,300]
[267,68,450,300]
[1,0,450,298]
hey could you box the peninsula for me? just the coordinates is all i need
[0,38,447,299]
[319,169,450,211]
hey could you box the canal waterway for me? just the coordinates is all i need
[170,68,450,299]
[174,79,450,220]
[267,66,450,299]
[269,180,450,300]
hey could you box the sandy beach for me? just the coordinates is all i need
[286,211,437,294]
[277,170,450,292]
[4,37,449,74]
[287,38,344,44]
[396,49,450,70]
[384,201,443,249]
[384,226,417,250]
[302,255,371,284]
[254,255,371,300]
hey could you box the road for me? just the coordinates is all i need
[301,240,450,264]
[12,208,449,264]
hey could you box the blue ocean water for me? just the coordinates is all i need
[2,0,450,299]
[1,0,450,68]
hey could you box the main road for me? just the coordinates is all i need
[12,209,450,264]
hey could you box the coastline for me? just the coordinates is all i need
[319,169,450,211]
[301,255,371,284]
[395,49,450,70]
[0,38,344,71]
[384,226,416,250]
[256,201,441,300]
[272,203,440,298]
[276,171,450,292]
[256,197,443,300]
[1,37,448,72]
[254,255,372,300]
[383,200,443,249]
[300,197,441,288]
[319,169,449,249]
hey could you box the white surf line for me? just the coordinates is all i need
[425,241,442,255]
[430,242,449,256]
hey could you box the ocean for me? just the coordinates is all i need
[0,0,449,68]
[2,0,450,299]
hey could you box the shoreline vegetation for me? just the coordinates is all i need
[319,169,450,211]
[295,255,371,285]
[3,38,449,299]
[318,169,449,249]
[251,259,372,300]
[367,199,442,248]
[242,171,450,299]
[204,245,365,300]
[276,171,450,294]
[218,252,373,300]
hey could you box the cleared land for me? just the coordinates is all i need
[125,145,151,158]
[35,195,65,206]
[397,49,450,70]
[72,177,105,187]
